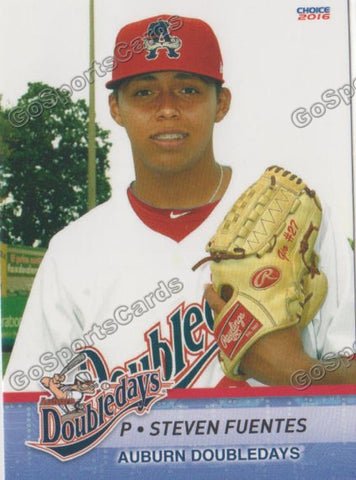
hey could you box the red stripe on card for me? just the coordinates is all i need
[3,392,46,402]
[3,384,356,402]
[167,384,356,398]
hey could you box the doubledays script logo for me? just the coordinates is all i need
[27,349,172,461]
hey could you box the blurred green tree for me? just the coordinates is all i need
[0,83,112,247]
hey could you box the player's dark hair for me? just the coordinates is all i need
[199,75,223,98]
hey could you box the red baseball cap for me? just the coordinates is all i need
[106,14,224,88]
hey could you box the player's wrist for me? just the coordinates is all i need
[238,327,315,385]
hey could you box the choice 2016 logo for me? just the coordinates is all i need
[297,6,331,21]
[27,350,172,461]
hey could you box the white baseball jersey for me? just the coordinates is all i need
[60,387,83,413]
[4,171,355,392]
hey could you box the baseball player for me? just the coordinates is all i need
[4,14,356,392]
[41,371,97,414]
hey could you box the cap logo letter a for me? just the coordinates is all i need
[143,18,182,60]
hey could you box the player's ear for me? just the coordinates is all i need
[215,87,231,123]
[109,93,124,126]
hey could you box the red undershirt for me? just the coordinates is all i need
[127,187,221,242]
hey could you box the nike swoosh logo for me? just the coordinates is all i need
[169,211,191,219]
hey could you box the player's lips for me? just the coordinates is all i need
[151,132,188,140]
[150,131,189,146]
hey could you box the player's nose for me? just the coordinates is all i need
[156,91,180,119]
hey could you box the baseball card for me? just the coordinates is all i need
[1,0,355,478]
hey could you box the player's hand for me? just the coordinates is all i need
[40,377,50,388]
[204,284,226,314]
[52,374,65,386]
[204,284,312,385]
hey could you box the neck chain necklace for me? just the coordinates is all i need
[208,164,224,203]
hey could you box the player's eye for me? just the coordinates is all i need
[134,89,152,97]
[181,86,199,94]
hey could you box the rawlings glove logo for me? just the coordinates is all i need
[220,314,246,349]
[250,267,281,289]
[215,302,263,359]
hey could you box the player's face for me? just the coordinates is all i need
[109,71,231,174]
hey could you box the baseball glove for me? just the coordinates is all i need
[193,166,328,380]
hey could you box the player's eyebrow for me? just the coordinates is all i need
[173,72,200,80]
